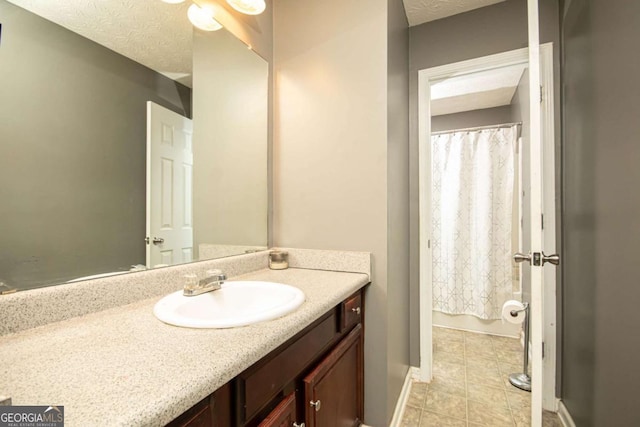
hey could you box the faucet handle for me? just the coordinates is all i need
[206,269,226,281]
[183,274,199,291]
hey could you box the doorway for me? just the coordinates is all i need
[418,44,557,412]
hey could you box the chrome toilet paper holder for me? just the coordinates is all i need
[509,302,532,392]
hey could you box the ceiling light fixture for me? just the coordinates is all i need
[187,3,223,32]
[161,0,186,4]
[225,0,266,15]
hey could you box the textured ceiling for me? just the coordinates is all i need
[7,0,193,81]
[403,0,506,26]
[7,0,509,77]
[431,64,526,116]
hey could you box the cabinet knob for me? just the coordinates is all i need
[351,307,361,315]
[309,400,321,412]
[293,423,305,427]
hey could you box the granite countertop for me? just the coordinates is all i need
[0,268,369,427]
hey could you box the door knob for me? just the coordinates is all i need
[542,252,560,266]
[513,252,531,264]
[152,237,164,245]
[293,423,305,427]
[310,400,321,412]
[351,307,361,315]
[514,252,559,266]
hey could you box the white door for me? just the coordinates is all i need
[146,101,194,268]
[526,1,549,425]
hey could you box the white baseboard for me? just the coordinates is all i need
[433,311,521,337]
[557,400,576,427]
[389,367,420,427]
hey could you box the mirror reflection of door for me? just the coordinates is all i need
[146,101,194,268]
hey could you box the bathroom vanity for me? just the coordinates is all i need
[168,289,364,427]
[0,251,370,427]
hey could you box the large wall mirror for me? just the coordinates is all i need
[0,0,268,292]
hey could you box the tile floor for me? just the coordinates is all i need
[400,327,562,427]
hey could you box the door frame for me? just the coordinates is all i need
[417,43,557,410]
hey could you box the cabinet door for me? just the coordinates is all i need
[303,324,363,427]
[258,392,298,427]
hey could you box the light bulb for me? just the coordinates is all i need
[187,4,223,31]
[161,0,186,4]
[226,0,266,15]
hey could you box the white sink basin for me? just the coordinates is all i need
[153,281,305,328]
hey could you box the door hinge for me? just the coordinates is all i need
[542,341,545,359]
[541,213,544,230]
[428,239,431,249]
[540,85,544,103]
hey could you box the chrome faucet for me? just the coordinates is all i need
[183,270,227,296]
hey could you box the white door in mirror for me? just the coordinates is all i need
[146,101,194,268]
[153,281,305,328]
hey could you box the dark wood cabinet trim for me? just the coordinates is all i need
[257,392,297,427]
[212,383,232,426]
[165,396,212,427]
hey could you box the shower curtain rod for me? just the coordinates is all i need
[431,122,522,136]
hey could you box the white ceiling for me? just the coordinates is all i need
[8,0,510,84]
[7,0,193,83]
[430,64,526,116]
[402,0,506,26]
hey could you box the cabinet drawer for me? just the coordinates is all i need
[239,310,338,423]
[340,292,362,332]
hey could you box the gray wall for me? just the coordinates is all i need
[386,0,411,420]
[200,0,274,246]
[193,29,268,255]
[0,1,191,289]
[273,0,389,423]
[560,0,640,425]
[408,0,561,367]
[431,105,513,132]
[273,0,410,424]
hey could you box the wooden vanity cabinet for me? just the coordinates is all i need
[303,324,363,427]
[166,288,366,427]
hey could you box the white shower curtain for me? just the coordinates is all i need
[431,126,517,319]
